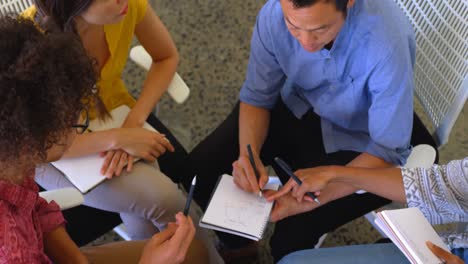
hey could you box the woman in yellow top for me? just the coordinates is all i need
[23,0,222,262]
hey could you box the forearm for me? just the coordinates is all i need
[321,152,398,203]
[63,130,119,158]
[347,152,394,168]
[43,226,88,264]
[128,56,179,126]
[318,181,358,204]
[332,166,406,203]
[341,152,395,193]
[238,102,270,155]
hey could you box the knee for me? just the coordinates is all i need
[138,184,185,220]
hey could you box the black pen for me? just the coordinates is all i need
[183,175,197,216]
[274,157,321,205]
[247,144,263,197]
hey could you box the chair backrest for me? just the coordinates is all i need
[395,0,467,147]
[0,0,33,15]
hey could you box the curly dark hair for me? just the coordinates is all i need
[0,16,97,179]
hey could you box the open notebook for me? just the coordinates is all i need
[375,207,449,264]
[51,105,158,193]
[199,174,280,241]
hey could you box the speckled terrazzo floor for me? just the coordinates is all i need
[91,0,467,263]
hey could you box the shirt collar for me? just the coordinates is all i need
[328,3,356,56]
[0,175,38,214]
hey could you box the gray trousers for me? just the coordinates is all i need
[36,162,223,263]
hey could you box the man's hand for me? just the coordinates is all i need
[426,241,464,264]
[232,149,268,194]
[139,213,196,264]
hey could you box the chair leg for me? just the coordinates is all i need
[314,233,328,248]
[364,211,388,238]
[113,224,132,241]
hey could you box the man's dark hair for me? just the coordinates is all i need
[290,0,349,13]
[0,16,97,179]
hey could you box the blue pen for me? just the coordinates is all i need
[247,144,263,197]
[274,157,321,205]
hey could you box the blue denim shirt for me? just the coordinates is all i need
[239,0,415,165]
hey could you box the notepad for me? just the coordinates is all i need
[51,105,159,193]
[375,207,449,264]
[199,174,280,241]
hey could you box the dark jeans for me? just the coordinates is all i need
[187,100,438,262]
[146,114,191,184]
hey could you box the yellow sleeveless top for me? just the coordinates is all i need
[22,0,148,119]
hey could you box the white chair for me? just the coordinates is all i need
[0,0,32,15]
[364,0,468,238]
[40,187,85,210]
[129,46,190,104]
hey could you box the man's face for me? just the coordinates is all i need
[280,0,353,52]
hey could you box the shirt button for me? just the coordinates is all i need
[330,85,336,90]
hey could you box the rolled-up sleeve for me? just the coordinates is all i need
[365,140,412,166]
[239,5,285,110]
[367,45,414,165]
[402,158,468,225]
[36,197,66,234]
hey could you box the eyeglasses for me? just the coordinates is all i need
[72,108,89,134]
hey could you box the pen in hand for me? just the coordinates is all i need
[247,144,263,197]
[183,175,197,216]
[274,157,321,205]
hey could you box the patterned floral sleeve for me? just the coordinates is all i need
[402,157,468,225]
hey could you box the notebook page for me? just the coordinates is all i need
[381,208,448,264]
[375,217,415,262]
[52,154,106,193]
[201,174,279,239]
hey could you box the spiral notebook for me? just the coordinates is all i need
[51,105,158,194]
[375,207,449,264]
[199,174,280,241]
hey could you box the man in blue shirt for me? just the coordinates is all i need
[187,0,437,261]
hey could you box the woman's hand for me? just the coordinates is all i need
[264,190,321,222]
[100,150,134,179]
[114,127,174,161]
[139,213,196,264]
[101,128,174,178]
[265,166,338,202]
[426,241,464,264]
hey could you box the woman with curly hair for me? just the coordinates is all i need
[0,15,208,264]
[22,1,222,262]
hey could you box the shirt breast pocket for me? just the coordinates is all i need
[316,75,365,129]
